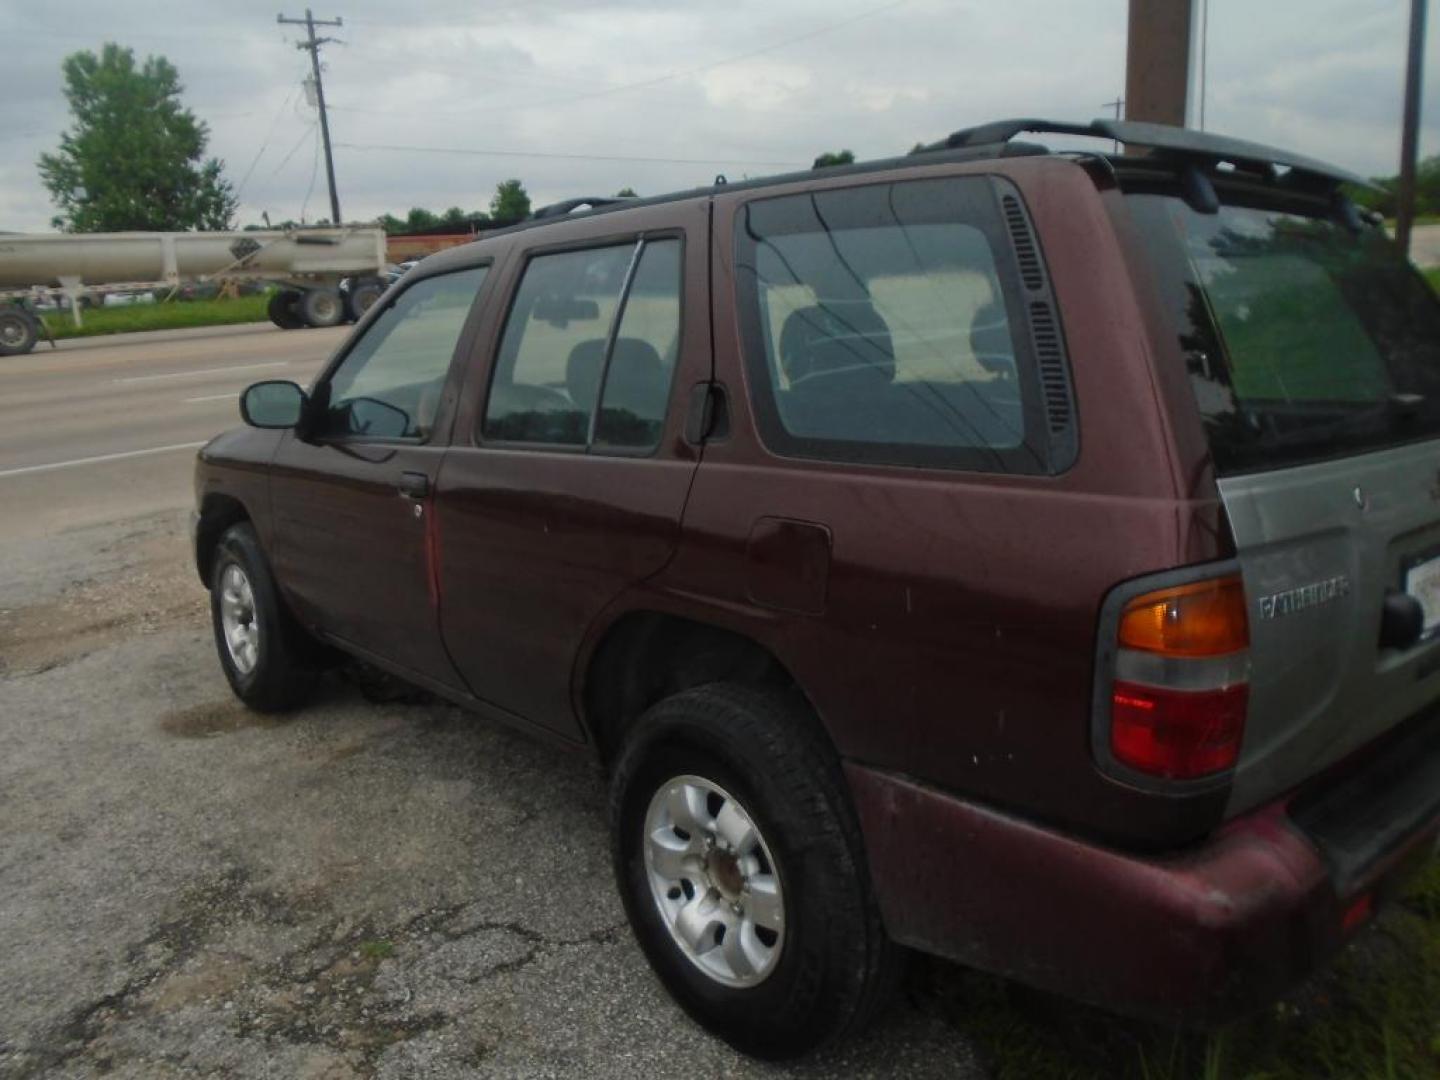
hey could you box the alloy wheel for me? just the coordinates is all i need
[642,774,785,987]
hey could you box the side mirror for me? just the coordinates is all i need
[240,380,307,428]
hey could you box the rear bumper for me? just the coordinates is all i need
[846,761,1440,1023]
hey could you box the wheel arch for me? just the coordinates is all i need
[578,608,835,769]
[195,492,253,585]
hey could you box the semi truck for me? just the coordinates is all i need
[0,225,389,356]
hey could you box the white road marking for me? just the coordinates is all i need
[183,392,241,404]
[114,360,287,384]
[0,441,208,479]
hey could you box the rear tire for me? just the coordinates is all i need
[267,290,304,330]
[344,280,385,322]
[609,683,900,1059]
[209,523,318,712]
[0,306,38,356]
[299,287,344,328]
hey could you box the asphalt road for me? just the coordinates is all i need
[0,323,343,545]
[0,325,991,1078]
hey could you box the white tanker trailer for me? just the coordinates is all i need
[0,226,390,356]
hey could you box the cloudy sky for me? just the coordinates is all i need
[0,0,1436,231]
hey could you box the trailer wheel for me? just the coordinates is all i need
[267,290,305,330]
[344,280,384,322]
[299,287,344,328]
[0,306,39,356]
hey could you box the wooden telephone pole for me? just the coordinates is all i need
[278,9,344,225]
[1124,0,1195,126]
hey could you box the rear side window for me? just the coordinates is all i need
[484,238,682,451]
[734,177,1057,473]
[1126,193,1440,474]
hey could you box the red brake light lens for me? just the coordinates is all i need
[1111,681,1248,779]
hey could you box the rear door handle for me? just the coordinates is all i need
[398,471,430,499]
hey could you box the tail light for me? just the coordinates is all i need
[1107,575,1250,780]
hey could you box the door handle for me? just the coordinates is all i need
[398,471,430,499]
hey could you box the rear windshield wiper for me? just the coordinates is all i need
[1243,392,1427,449]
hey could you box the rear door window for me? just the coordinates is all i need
[1126,194,1440,474]
[733,176,1059,473]
[484,238,682,452]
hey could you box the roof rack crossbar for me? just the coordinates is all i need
[918,117,1374,190]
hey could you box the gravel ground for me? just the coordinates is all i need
[0,510,988,1079]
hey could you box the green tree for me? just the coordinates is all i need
[38,44,236,232]
[440,206,468,227]
[616,186,639,198]
[405,207,439,231]
[490,178,531,222]
[1346,155,1440,219]
[812,149,855,169]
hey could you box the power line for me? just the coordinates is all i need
[278,9,344,224]
[234,84,302,202]
[332,141,807,168]
[268,123,318,181]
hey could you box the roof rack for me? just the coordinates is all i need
[916,117,1373,190]
[532,196,636,220]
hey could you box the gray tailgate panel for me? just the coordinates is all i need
[1219,439,1440,814]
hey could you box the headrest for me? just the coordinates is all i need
[779,303,895,385]
[567,337,665,415]
[566,339,607,414]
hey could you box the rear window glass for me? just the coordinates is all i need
[1127,194,1440,474]
[734,177,1052,473]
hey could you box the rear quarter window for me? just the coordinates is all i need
[733,176,1065,474]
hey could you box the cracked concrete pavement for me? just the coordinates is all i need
[0,507,990,1078]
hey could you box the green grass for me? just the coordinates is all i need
[40,293,270,340]
[1425,267,1440,292]
[357,938,395,961]
[1387,214,1440,229]
[938,853,1440,1080]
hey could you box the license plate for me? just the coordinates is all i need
[1404,554,1440,639]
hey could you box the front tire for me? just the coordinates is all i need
[609,683,899,1059]
[209,523,318,712]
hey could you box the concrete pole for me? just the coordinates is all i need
[1125,0,1195,126]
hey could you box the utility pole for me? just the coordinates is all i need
[1396,0,1428,256]
[1101,98,1124,151]
[278,9,343,225]
[1125,0,1195,126]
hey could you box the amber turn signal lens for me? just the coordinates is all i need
[1118,576,1249,658]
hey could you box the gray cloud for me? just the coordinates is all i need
[1,0,1435,232]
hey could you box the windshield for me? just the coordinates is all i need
[1126,194,1440,474]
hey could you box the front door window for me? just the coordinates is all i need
[324,265,489,440]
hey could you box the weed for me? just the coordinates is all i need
[357,939,395,961]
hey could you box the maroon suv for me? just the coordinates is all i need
[194,118,1440,1058]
